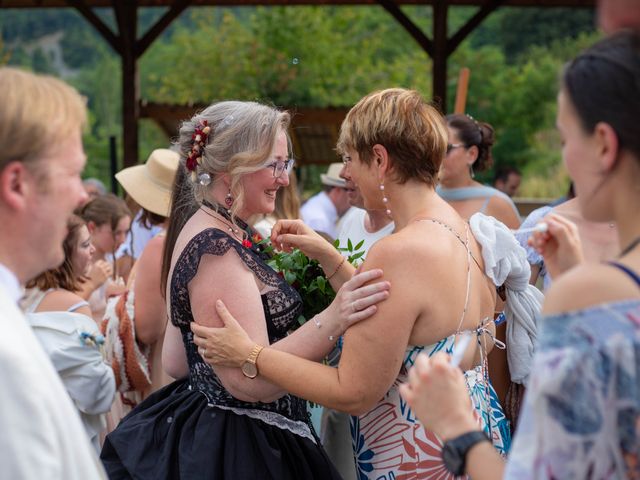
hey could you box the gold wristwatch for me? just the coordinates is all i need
[241,344,265,379]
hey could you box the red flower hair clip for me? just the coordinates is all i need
[186,120,211,172]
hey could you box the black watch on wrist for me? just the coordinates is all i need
[442,431,490,476]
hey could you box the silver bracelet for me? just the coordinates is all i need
[312,316,335,342]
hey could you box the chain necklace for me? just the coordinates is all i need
[619,235,640,258]
[200,200,245,240]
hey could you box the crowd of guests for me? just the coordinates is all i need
[0,4,638,479]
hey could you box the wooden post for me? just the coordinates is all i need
[432,0,448,111]
[115,1,139,168]
[454,67,470,114]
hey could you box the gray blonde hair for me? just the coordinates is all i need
[177,101,291,220]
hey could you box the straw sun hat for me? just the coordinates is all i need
[320,162,346,188]
[115,148,180,217]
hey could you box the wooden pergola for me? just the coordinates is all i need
[2,0,594,167]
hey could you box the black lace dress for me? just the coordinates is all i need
[101,229,342,479]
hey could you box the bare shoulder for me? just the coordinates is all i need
[544,263,640,315]
[39,289,88,313]
[365,230,434,268]
[138,234,165,265]
[486,196,520,229]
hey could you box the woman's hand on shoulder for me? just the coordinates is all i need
[271,219,335,263]
[529,213,584,280]
[321,267,390,336]
[191,300,255,368]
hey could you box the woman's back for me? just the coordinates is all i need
[345,206,511,479]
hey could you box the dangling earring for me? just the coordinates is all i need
[225,189,234,210]
[469,163,475,179]
[380,181,392,219]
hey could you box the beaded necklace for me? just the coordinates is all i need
[200,199,269,259]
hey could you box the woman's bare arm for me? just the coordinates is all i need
[133,236,167,346]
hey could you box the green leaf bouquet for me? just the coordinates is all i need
[263,238,366,329]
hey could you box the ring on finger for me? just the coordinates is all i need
[199,347,206,357]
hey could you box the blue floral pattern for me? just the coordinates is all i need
[506,300,640,479]
[350,335,511,479]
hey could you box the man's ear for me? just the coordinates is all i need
[86,220,97,234]
[0,161,30,211]
[593,121,619,173]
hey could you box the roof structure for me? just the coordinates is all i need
[2,0,595,167]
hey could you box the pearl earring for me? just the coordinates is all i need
[225,190,234,210]
[380,182,392,218]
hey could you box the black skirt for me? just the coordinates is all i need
[101,380,342,480]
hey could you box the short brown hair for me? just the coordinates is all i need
[26,215,88,292]
[78,193,132,230]
[337,88,448,186]
[0,67,87,172]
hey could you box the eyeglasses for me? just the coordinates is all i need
[264,158,295,178]
[341,156,351,166]
[446,143,465,155]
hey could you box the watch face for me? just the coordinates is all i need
[442,442,464,476]
[242,362,258,379]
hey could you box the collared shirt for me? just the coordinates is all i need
[0,262,22,304]
[0,268,106,479]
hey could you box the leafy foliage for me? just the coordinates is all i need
[264,237,365,327]
[1,5,598,197]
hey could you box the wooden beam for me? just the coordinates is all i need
[136,0,193,57]
[0,0,597,8]
[66,0,121,53]
[378,0,433,56]
[447,0,503,55]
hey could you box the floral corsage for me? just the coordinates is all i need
[79,331,106,349]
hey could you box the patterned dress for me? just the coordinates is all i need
[350,335,512,480]
[505,299,640,479]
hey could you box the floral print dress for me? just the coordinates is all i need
[350,335,511,480]
[505,299,640,479]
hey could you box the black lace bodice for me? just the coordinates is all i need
[169,228,309,424]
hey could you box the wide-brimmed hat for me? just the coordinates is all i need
[115,148,179,217]
[320,163,346,188]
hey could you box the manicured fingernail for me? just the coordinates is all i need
[216,300,223,307]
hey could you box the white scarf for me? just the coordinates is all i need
[470,213,544,385]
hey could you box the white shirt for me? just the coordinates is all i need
[301,191,339,239]
[0,264,105,479]
[337,208,395,257]
[24,294,116,452]
[115,210,164,260]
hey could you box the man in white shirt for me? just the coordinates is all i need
[301,163,351,239]
[0,67,105,479]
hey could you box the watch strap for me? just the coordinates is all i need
[247,344,264,364]
[442,430,490,476]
